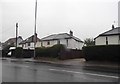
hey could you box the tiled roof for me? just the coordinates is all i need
[4,36,23,44]
[2,36,23,49]
[20,34,40,44]
[99,27,120,36]
[41,33,83,42]
[94,27,120,39]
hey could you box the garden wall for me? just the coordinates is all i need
[59,49,84,60]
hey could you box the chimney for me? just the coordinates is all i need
[112,25,115,29]
[70,30,73,36]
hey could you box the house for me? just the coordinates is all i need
[36,31,84,50]
[94,27,120,45]
[2,36,23,49]
[19,33,40,49]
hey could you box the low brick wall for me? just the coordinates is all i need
[59,49,85,60]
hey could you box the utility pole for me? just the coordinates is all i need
[34,0,37,58]
[16,23,18,48]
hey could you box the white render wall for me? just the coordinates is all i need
[36,38,83,50]
[95,35,120,45]
[67,39,83,49]
[95,36,106,45]
[44,40,57,47]
[36,42,41,47]
[108,35,119,44]
[17,38,23,47]
[22,42,34,49]
[41,39,67,47]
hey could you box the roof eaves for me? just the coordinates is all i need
[71,36,83,43]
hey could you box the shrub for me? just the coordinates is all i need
[22,49,34,58]
[11,47,34,58]
[11,47,23,58]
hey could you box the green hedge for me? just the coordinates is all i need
[11,47,23,58]
[35,44,65,58]
[82,45,120,62]
[11,47,34,58]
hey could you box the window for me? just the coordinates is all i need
[47,41,50,45]
[106,37,108,45]
[28,43,30,46]
[57,40,60,44]
[66,39,68,46]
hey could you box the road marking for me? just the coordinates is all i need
[49,69,119,79]
[17,65,30,68]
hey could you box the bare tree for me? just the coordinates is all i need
[84,38,95,46]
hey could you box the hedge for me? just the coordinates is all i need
[82,45,120,62]
[9,44,65,58]
[11,47,34,58]
[35,44,84,60]
[35,44,65,58]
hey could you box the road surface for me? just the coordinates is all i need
[2,60,119,82]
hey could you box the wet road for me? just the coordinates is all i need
[2,60,119,82]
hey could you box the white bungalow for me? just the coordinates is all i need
[94,27,120,45]
[36,31,84,50]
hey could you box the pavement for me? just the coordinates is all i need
[1,57,120,73]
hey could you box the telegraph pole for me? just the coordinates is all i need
[34,0,37,58]
[16,23,18,48]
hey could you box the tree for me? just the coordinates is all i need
[84,38,95,46]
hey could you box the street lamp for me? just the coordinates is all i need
[34,0,37,58]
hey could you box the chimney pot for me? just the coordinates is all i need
[112,25,115,29]
[70,30,73,36]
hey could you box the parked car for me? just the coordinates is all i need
[7,47,16,56]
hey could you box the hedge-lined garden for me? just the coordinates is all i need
[35,44,84,59]
[82,45,120,62]
[8,44,84,59]
[4,44,120,62]
[8,44,65,58]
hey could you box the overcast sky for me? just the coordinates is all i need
[1,0,119,42]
